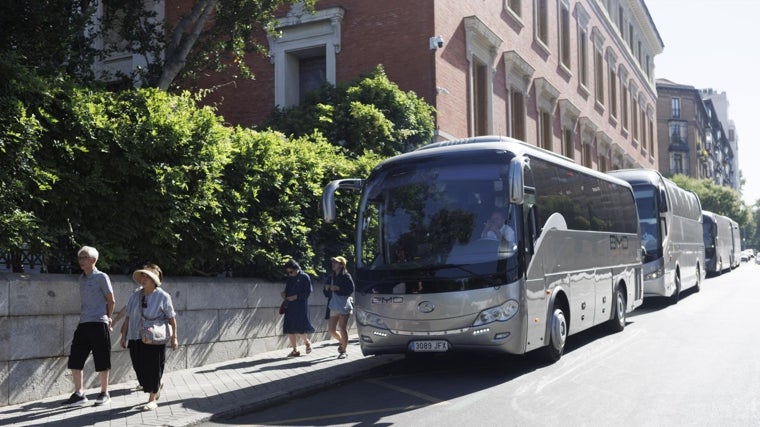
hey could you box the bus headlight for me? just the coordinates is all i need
[644,266,663,280]
[473,300,519,327]
[356,307,389,330]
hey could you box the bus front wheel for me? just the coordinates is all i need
[669,273,681,305]
[535,303,567,363]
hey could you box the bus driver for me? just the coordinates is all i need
[481,211,514,240]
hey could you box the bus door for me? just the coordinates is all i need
[519,166,548,352]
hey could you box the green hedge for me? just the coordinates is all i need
[1,65,432,279]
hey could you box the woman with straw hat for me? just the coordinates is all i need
[119,264,178,411]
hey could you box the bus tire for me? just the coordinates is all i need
[607,285,626,333]
[534,302,567,363]
[669,273,681,305]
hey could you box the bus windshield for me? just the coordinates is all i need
[356,156,520,294]
[633,185,661,261]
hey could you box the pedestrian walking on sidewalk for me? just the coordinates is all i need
[61,246,116,407]
[120,264,178,411]
[281,259,315,357]
[323,256,354,359]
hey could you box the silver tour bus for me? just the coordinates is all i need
[702,210,734,275]
[323,136,643,362]
[608,169,705,303]
[729,219,741,269]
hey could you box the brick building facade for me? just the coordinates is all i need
[115,1,666,173]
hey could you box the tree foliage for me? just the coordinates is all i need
[99,0,315,90]
[1,0,99,84]
[2,0,314,90]
[0,54,62,259]
[264,66,436,156]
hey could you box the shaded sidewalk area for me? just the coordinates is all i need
[0,340,402,426]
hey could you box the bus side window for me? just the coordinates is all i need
[659,188,668,212]
[660,217,668,238]
[527,206,538,255]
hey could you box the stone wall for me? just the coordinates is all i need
[0,273,344,406]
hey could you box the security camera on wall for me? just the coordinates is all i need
[429,35,444,50]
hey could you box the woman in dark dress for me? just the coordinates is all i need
[281,259,315,357]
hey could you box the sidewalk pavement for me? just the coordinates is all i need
[0,340,403,427]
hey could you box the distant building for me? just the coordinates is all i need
[655,79,738,190]
[97,1,665,171]
[701,88,739,191]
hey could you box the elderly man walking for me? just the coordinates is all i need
[60,246,115,407]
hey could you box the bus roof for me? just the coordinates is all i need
[607,169,665,187]
[374,136,632,189]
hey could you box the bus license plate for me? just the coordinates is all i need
[409,340,449,352]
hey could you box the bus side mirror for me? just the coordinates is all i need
[509,157,525,205]
[322,179,364,223]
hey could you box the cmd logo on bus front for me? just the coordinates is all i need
[371,296,404,304]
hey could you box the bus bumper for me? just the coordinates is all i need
[356,320,526,356]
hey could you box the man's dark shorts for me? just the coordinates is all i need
[67,322,111,372]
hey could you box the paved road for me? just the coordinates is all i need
[206,262,760,426]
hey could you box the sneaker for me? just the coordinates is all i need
[61,392,88,407]
[94,392,110,406]
[337,352,348,359]
[143,401,158,411]
[134,385,143,391]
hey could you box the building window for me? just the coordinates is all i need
[506,0,522,18]
[559,2,571,70]
[536,0,549,46]
[645,55,651,79]
[671,153,688,175]
[465,16,502,137]
[640,108,647,149]
[594,49,604,106]
[609,67,617,119]
[574,5,591,93]
[669,122,687,144]
[617,6,624,33]
[473,60,489,136]
[648,118,654,151]
[632,98,639,141]
[621,83,629,130]
[298,53,326,104]
[598,153,607,172]
[562,128,574,159]
[539,110,553,150]
[509,90,526,141]
[269,6,344,108]
[671,97,681,118]
[628,23,634,51]
[578,27,588,89]
[582,142,592,168]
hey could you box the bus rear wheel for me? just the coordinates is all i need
[607,285,626,332]
[534,303,567,363]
